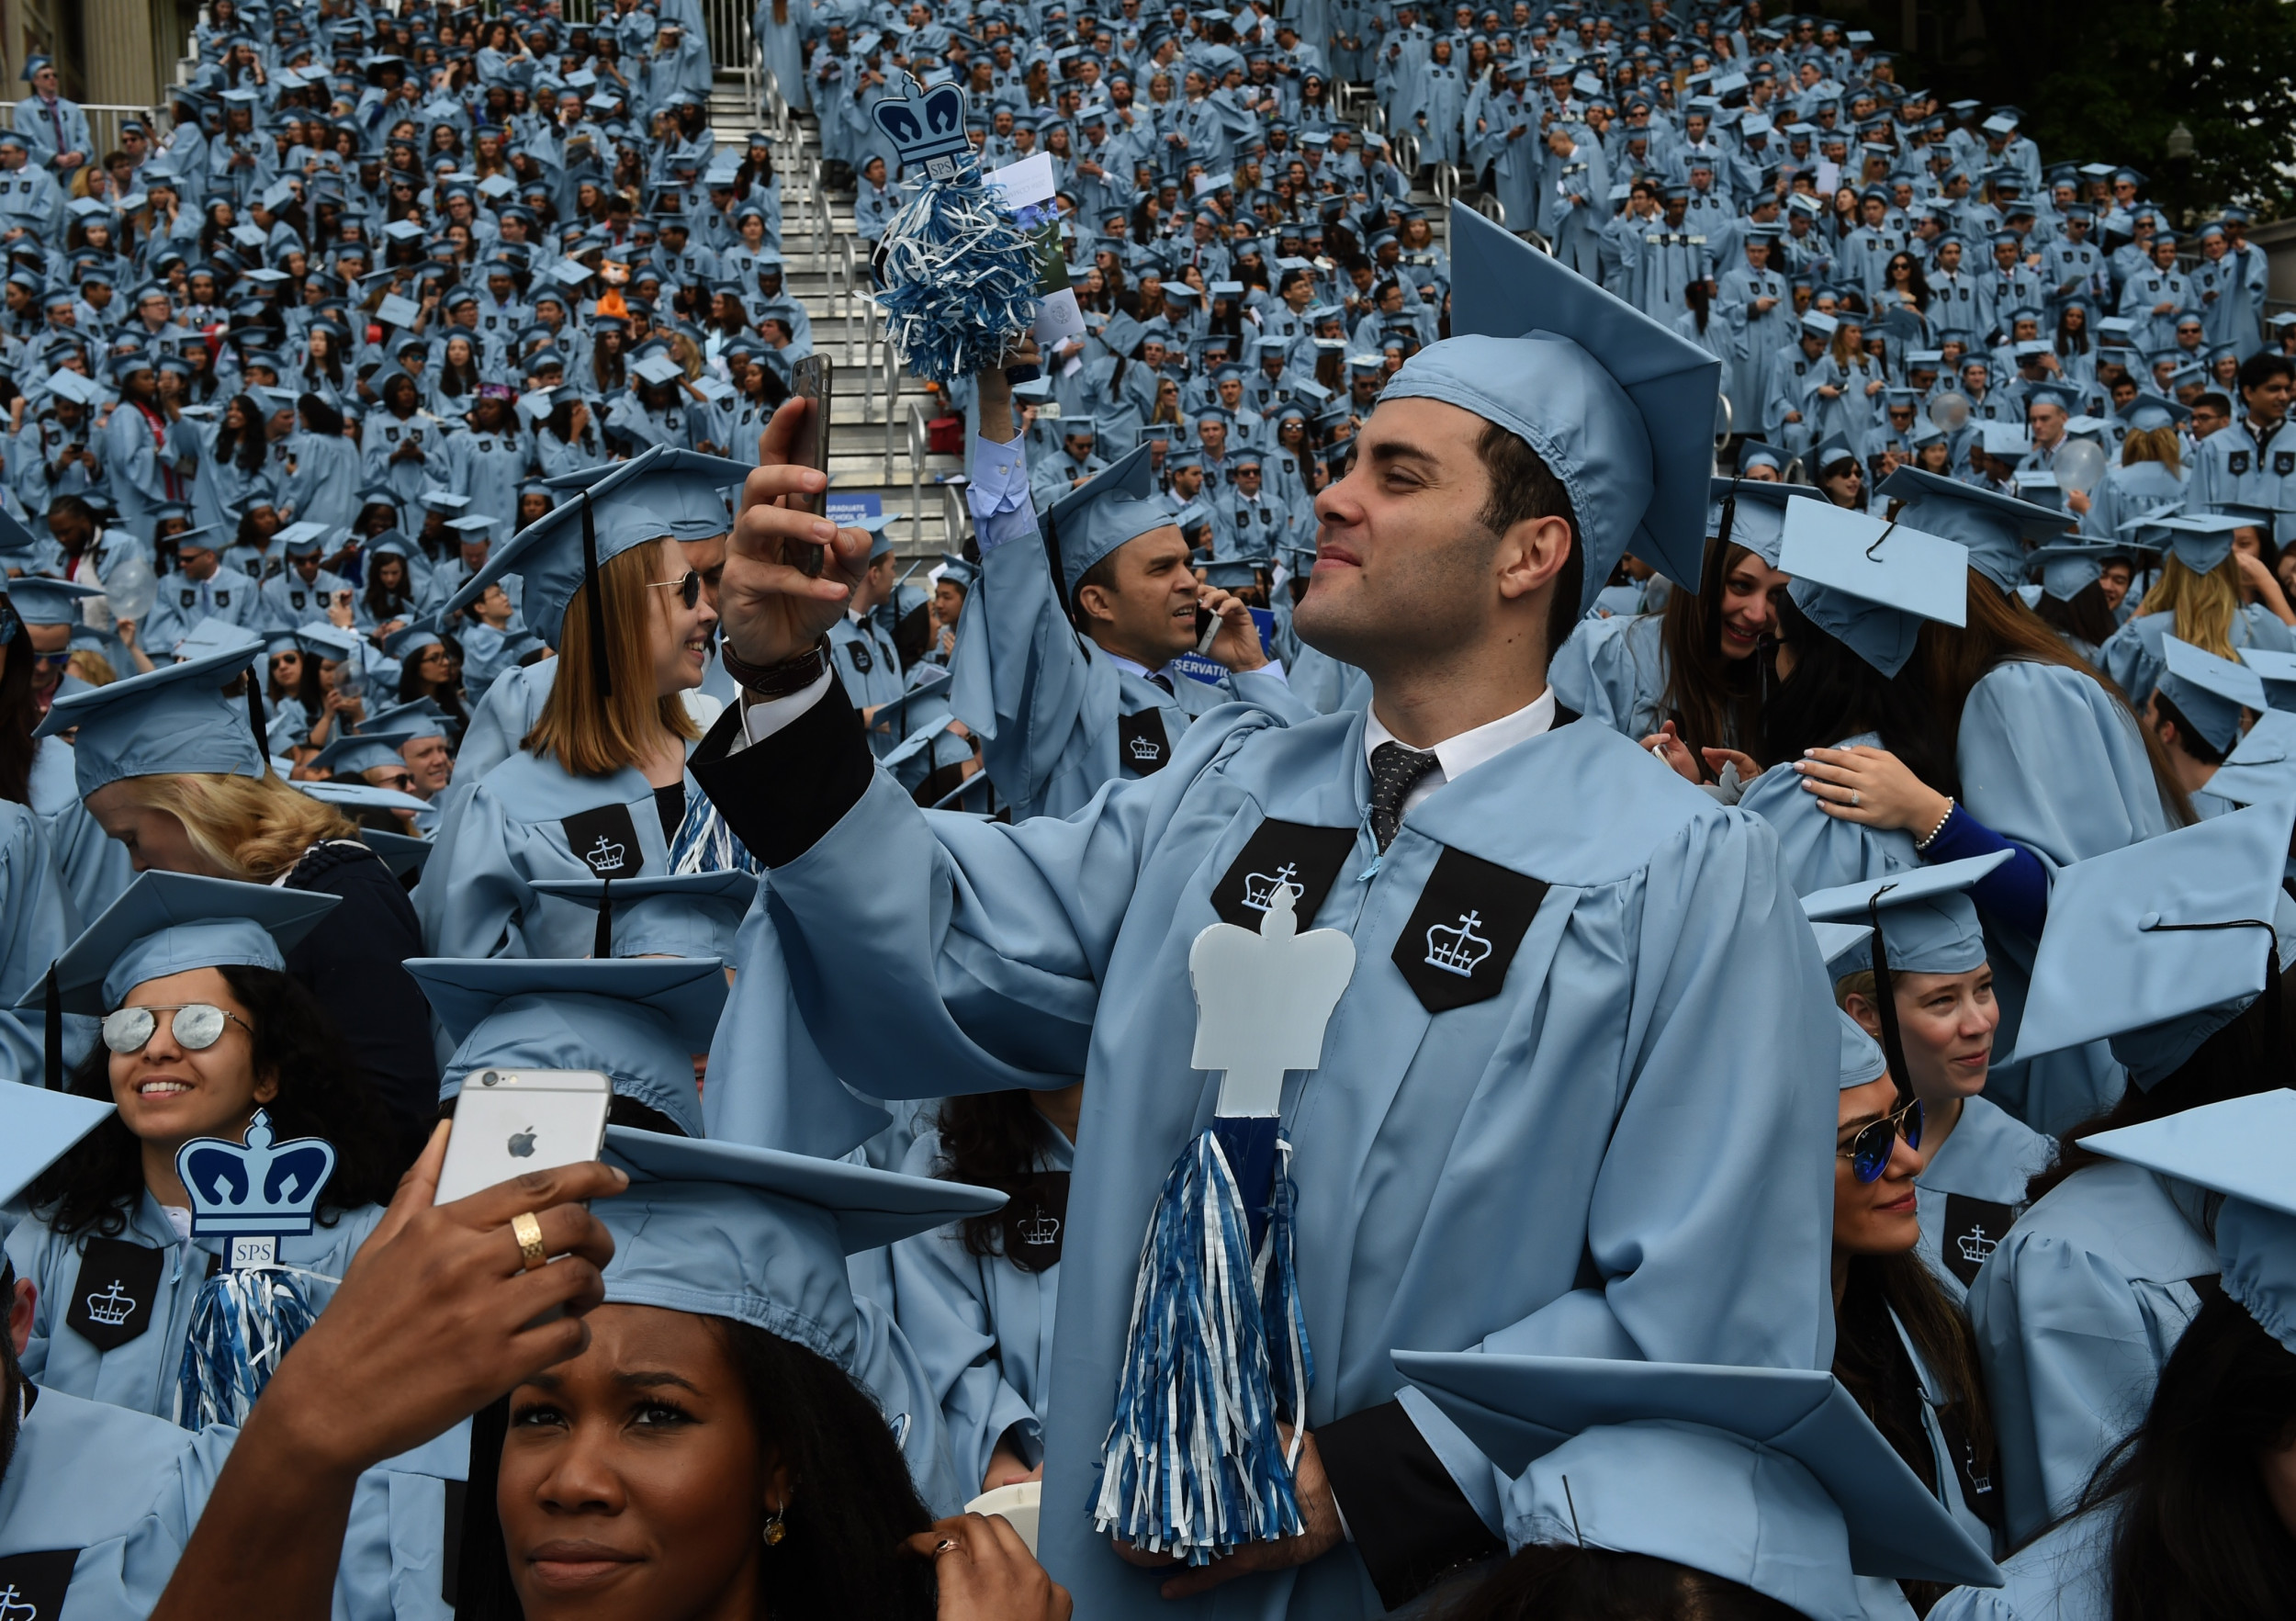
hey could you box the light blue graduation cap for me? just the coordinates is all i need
[2,574,102,626]
[448,445,748,689]
[1779,497,1969,676]
[2023,539,2111,602]
[1384,204,1721,609]
[595,1125,1004,1375]
[2157,635,2265,755]
[2078,1090,2296,1353]
[2009,800,2296,1086]
[528,871,760,961]
[34,640,269,796]
[409,957,730,1137]
[2153,512,2242,576]
[310,726,417,777]
[0,1080,116,1206]
[1709,477,1822,568]
[937,550,978,590]
[1874,467,2065,592]
[1393,1352,2001,1617]
[361,696,450,739]
[1046,444,1179,606]
[2203,709,2296,807]
[1836,1006,1888,1090]
[29,871,341,1017]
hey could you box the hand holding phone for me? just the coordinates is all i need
[788,355,834,577]
[434,1068,613,1206]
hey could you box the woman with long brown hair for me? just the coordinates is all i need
[1792,470,2188,1138]
[1551,479,1792,763]
[417,447,744,962]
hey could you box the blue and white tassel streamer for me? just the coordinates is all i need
[1094,1127,1314,1562]
[174,1266,320,1430]
[872,152,1041,386]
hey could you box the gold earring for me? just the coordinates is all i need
[762,1509,787,1547]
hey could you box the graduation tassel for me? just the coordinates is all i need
[1865,889,1915,1098]
[1094,1126,1310,1563]
[42,963,61,1090]
[594,877,614,959]
[581,490,613,700]
[245,675,269,767]
[174,1266,320,1430]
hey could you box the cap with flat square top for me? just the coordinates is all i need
[2157,635,2266,755]
[1779,498,1969,676]
[1047,444,1181,602]
[1392,1351,2001,1620]
[2009,801,2296,1086]
[594,1124,1005,1374]
[35,640,269,795]
[2077,1091,2296,1353]
[528,871,760,961]
[1875,466,2065,591]
[2,574,103,626]
[409,956,730,1136]
[448,444,748,649]
[27,871,341,1018]
[0,1082,117,1208]
[1801,852,2008,978]
[2152,511,2244,576]
[1380,203,1722,608]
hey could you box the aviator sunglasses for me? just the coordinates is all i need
[102,1003,253,1056]
[1839,1097,1923,1185]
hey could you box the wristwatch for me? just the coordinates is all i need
[722,636,831,700]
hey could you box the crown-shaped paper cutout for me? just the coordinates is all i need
[586,832,629,872]
[1956,1223,1999,1266]
[872,73,972,176]
[1242,862,1303,912]
[175,1109,337,1237]
[84,1277,138,1326]
[1424,910,1494,978]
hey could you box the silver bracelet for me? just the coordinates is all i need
[1915,799,1956,852]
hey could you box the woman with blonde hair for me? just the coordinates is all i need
[38,642,438,1155]
[416,447,746,962]
[2079,404,2189,549]
[2099,508,2296,709]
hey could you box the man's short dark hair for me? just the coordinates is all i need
[2198,390,2234,418]
[2237,351,2293,396]
[1473,421,1583,659]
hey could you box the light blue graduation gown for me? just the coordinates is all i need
[2097,605,2296,712]
[891,1121,1067,1492]
[26,737,102,903]
[946,523,1313,822]
[0,1384,232,1621]
[7,1190,388,1422]
[733,700,1840,1618]
[0,797,74,1013]
[1966,1161,2215,1545]
[452,658,557,783]
[1548,611,1668,741]
[416,750,677,960]
[1927,1505,2110,1621]
[1914,1096,2054,1307]
[1735,732,1919,895]
[1955,659,2167,1135]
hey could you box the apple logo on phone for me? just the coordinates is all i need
[508,1128,537,1159]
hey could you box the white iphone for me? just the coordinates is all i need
[434,1069,613,1206]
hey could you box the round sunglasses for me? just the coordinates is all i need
[1839,1098,1923,1185]
[102,1003,253,1056]
[648,569,703,610]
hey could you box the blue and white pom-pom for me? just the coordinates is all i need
[1094,1124,1314,1563]
[175,1265,320,1430]
[868,73,1041,384]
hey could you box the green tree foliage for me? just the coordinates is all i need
[1909,0,2296,217]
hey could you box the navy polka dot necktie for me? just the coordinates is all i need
[1367,741,1441,851]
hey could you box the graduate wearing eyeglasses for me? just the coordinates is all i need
[417,446,749,961]
[4,872,405,1425]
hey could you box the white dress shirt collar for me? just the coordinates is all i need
[1363,688,1558,818]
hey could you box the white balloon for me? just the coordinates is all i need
[103,551,159,625]
[1927,391,1971,433]
[2053,438,2110,497]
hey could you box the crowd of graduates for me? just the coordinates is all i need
[3,3,2296,1621]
